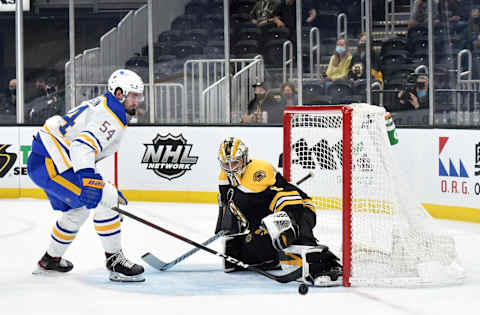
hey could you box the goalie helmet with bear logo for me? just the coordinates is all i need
[218,137,249,186]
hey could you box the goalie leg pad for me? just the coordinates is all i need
[284,245,343,286]
[223,233,280,273]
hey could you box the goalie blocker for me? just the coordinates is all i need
[216,137,342,285]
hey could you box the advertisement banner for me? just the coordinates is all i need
[118,126,283,192]
[0,127,20,191]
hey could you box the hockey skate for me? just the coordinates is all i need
[32,252,74,275]
[106,250,145,282]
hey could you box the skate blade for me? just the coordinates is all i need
[32,265,66,276]
[109,271,145,282]
[312,275,343,287]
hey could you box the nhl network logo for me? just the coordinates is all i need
[0,144,17,178]
[141,133,198,180]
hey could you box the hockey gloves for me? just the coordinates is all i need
[261,211,298,251]
[77,168,104,209]
[118,190,128,205]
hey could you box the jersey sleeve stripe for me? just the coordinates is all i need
[103,99,127,129]
[77,134,99,154]
[45,157,81,195]
[43,124,71,146]
[303,199,316,213]
[39,129,72,172]
[83,130,103,151]
[269,191,301,211]
[274,199,304,213]
[73,139,97,153]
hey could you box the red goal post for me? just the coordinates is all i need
[283,104,465,287]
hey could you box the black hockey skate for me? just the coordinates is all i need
[106,250,145,282]
[33,252,73,274]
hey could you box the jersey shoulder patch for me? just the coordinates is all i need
[239,159,276,193]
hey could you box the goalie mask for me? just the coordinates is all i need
[218,137,248,186]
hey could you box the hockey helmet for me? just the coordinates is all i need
[218,137,249,181]
[107,69,144,102]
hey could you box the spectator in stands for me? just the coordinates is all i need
[276,0,317,43]
[325,38,352,92]
[249,0,282,28]
[396,74,429,110]
[279,82,298,106]
[459,7,480,50]
[241,82,277,123]
[349,32,383,87]
[408,0,440,30]
[0,78,16,114]
[27,76,64,123]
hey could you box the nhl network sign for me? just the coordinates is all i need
[141,133,198,180]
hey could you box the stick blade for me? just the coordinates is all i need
[141,252,169,271]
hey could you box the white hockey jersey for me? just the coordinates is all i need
[35,93,127,173]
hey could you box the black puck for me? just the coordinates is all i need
[298,283,309,295]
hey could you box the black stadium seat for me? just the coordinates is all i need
[233,40,260,56]
[173,41,203,59]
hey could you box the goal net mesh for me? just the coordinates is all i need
[285,103,465,287]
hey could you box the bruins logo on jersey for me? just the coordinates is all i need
[253,170,266,182]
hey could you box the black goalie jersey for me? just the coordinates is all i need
[216,158,317,244]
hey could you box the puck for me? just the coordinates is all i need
[298,283,309,295]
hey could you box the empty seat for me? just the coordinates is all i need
[183,28,209,44]
[185,1,207,15]
[203,13,224,30]
[171,14,196,33]
[263,39,288,66]
[233,39,260,56]
[204,40,225,56]
[326,80,354,103]
[381,37,407,56]
[173,41,204,59]
[264,27,290,41]
[237,27,262,41]
[158,30,182,43]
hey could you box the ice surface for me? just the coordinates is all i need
[0,199,479,315]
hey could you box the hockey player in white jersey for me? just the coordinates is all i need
[27,69,145,282]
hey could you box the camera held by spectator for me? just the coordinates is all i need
[397,74,429,110]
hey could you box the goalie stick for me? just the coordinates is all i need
[142,231,225,271]
[142,171,315,271]
[112,206,302,284]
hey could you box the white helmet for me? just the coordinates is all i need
[107,69,144,101]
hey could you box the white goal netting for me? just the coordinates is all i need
[285,103,465,287]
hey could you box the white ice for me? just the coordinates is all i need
[0,198,479,315]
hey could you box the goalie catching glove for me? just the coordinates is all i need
[261,211,299,251]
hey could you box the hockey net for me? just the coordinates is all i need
[283,104,465,287]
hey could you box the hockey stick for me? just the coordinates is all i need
[143,171,315,271]
[142,230,225,271]
[112,206,301,284]
[296,171,314,185]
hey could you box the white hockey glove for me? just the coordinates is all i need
[261,211,298,251]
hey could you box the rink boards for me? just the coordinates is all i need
[0,126,479,222]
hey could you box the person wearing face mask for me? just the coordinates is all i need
[397,75,429,110]
[2,79,17,114]
[349,33,383,88]
[325,38,352,93]
[241,82,277,123]
[280,82,298,106]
